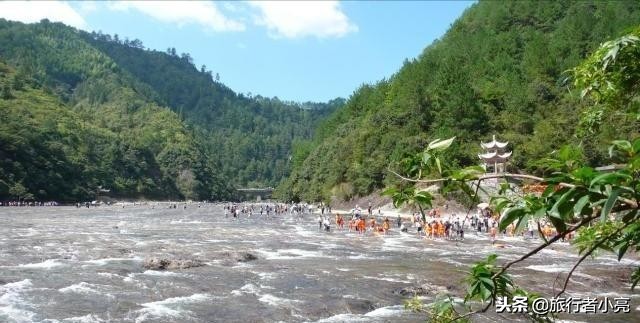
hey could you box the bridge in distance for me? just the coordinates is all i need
[236,188,274,201]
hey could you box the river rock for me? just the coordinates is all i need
[393,283,451,297]
[234,252,258,262]
[143,257,204,270]
[217,251,259,265]
[342,298,376,314]
[393,286,427,296]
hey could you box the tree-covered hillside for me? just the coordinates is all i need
[0,19,339,201]
[0,55,224,201]
[278,1,640,203]
[81,33,342,187]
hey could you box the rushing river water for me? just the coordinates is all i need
[0,205,638,322]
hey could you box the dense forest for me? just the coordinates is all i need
[277,1,640,203]
[0,19,339,202]
[2,1,639,203]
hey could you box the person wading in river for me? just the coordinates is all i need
[490,222,497,244]
[336,213,344,230]
[323,216,331,232]
[357,217,366,234]
[382,217,391,235]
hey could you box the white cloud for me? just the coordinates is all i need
[249,1,358,39]
[108,1,245,32]
[0,1,87,29]
[78,1,98,14]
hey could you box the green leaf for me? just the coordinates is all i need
[631,267,640,291]
[382,187,397,196]
[601,188,621,221]
[499,207,525,231]
[427,136,455,151]
[421,152,431,164]
[548,215,567,233]
[573,195,590,217]
[611,140,632,155]
[414,190,433,206]
[453,166,485,180]
[479,285,491,300]
[549,188,576,220]
[632,138,640,154]
[589,172,632,188]
[617,241,629,261]
[570,167,596,183]
[478,277,495,288]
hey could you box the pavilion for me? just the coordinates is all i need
[478,135,511,174]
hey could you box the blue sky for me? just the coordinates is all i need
[0,1,474,102]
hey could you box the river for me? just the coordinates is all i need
[0,205,638,322]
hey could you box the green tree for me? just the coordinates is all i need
[1,83,12,99]
[283,1,640,203]
[9,182,31,200]
[392,29,640,323]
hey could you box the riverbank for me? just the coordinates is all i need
[325,190,472,221]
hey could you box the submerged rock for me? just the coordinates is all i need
[217,251,259,265]
[143,257,204,270]
[343,298,376,314]
[393,286,427,296]
[393,283,450,297]
[235,252,258,262]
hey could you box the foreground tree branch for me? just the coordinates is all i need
[387,168,572,186]
[387,168,639,209]
[492,215,597,279]
[555,223,630,297]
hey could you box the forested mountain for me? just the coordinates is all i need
[80,34,342,187]
[278,1,640,203]
[0,19,339,201]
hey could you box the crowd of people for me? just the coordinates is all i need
[305,202,570,245]
[0,201,59,206]
[223,202,310,218]
[1,198,568,244]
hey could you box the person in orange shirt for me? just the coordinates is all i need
[424,222,432,239]
[432,221,438,239]
[357,218,366,233]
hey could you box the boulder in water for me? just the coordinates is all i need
[143,257,204,270]
[393,286,427,296]
[422,283,450,294]
[393,283,450,297]
[236,252,258,262]
[217,251,259,265]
